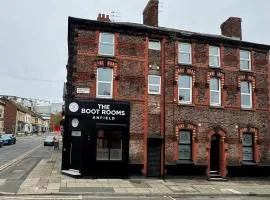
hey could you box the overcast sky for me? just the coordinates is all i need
[0,0,269,103]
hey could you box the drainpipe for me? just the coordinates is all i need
[161,38,166,179]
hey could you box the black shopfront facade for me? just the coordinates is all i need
[61,99,130,178]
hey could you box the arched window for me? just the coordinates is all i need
[242,133,254,162]
[179,130,192,161]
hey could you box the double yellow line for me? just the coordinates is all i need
[0,144,42,172]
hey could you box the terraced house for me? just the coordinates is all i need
[62,0,270,178]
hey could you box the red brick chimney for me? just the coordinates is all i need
[220,17,242,40]
[143,0,159,27]
[97,13,110,22]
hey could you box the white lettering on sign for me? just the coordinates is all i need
[80,103,126,121]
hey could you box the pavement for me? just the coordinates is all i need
[1,146,270,197]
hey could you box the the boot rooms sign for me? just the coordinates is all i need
[66,100,130,123]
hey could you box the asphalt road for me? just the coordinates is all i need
[0,195,269,200]
[0,135,54,193]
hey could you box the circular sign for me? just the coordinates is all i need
[71,118,79,128]
[69,102,79,112]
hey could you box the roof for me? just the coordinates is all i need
[0,97,44,119]
[68,17,270,51]
[0,100,5,106]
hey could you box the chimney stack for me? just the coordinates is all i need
[97,13,111,22]
[143,0,159,27]
[220,17,242,40]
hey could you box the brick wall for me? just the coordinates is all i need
[3,101,16,133]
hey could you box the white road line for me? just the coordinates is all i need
[220,188,242,194]
[167,196,176,200]
[1,196,83,200]
[0,144,42,172]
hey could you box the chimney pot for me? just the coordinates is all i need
[97,13,110,22]
[143,0,159,27]
[221,17,242,40]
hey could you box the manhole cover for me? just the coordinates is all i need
[47,161,56,163]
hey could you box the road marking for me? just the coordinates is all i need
[220,188,242,194]
[0,144,42,172]
[1,196,82,200]
[166,196,176,200]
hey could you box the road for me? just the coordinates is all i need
[0,135,54,193]
[0,195,269,200]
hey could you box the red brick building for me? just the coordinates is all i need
[62,0,270,178]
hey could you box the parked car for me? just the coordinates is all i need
[0,138,3,147]
[44,135,55,146]
[1,134,16,145]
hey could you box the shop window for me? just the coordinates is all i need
[210,78,221,106]
[240,81,252,108]
[209,46,220,68]
[0,108,3,118]
[179,130,192,160]
[98,32,114,56]
[178,75,192,104]
[178,43,192,64]
[148,75,161,94]
[240,50,251,71]
[242,133,254,162]
[96,130,122,161]
[96,68,113,98]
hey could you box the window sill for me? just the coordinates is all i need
[242,161,256,166]
[240,107,254,111]
[239,69,252,72]
[148,93,161,95]
[97,54,115,58]
[178,103,195,107]
[177,160,194,165]
[178,63,193,67]
[209,65,221,69]
[209,105,224,109]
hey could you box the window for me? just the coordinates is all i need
[240,50,251,71]
[209,46,220,68]
[210,78,221,106]
[0,108,3,118]
[178,75,192,104]
[179,130,192,160]
[99,32,114,56]
[149,41,160,50]
[96,68,113,98]
[178,43,192,64]
[148,75,161,94]
[242,133,254,162]
[96,130,122,161]
[240,81,252,108]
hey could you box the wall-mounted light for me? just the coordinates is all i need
[198,123,202,127]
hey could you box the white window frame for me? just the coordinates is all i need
[149,41,161,50]
[178,43,192,64]
[240,50,251,71]
[240,81,252,109]
[179,130,192,160]
[98,32,115,56]
[209,46,220,68]
[242,133,254,162]
[96,68,113,99]
[178,75,192,104]
[210,78,221,106]
[148,75,161,94]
